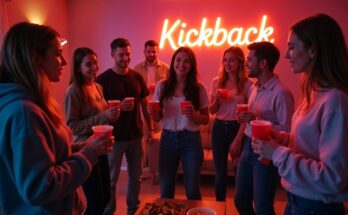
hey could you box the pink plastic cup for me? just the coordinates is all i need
[218,88,228,99]
[108,100,120,108]
[92,125,114,137]
[236,104,249,115]
[149,100,160,114]
[180,101,192,114]
[250,120,272,165]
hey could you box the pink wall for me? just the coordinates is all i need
[2,0,70,113]
[67,0,348,103]
[3,0,348,112]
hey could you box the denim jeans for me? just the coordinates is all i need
[234,136,279,215]
[159,129,204,200]
[284,192,345,215]
[211,118,240,201]
[108,138,142,215]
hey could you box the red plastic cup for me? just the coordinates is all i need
[250,120,272,165]
[149,100,160,114]
[92,125,114,137]
[124,97,135,111]
[180,101,192,114]
[148,83,156,94]
[236,104,249,115]
[218,88,228,99]
[108,100,120,108]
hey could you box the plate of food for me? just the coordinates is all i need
[137,199,187,215]
[186,207,217,215]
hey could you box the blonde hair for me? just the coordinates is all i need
[0,22,63,125]
[218,46,248,94]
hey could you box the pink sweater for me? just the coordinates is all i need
[272,88,348,203]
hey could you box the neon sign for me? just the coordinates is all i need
[159,15,274,50]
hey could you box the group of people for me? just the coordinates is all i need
[0,13,347,215]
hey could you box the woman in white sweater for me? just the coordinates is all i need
[252,14,348,215]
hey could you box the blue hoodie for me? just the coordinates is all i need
[0,83,97,215]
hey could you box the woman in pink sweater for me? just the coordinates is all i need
[252,14,348,214]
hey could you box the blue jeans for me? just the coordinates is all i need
[284,192,345,215]
[211,118,240,201]
[108,138,142,215]
[234,136,279,215]
[159,129,204,200]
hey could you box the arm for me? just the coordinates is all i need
[273,90,295,132]
[273,112,348,194]
[209,94,220,115]
[12,106,97,205]
[229,122,246,157]
[190,107,209,125]
[64,86,109,136]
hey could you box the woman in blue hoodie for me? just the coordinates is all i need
[0,22,114,215]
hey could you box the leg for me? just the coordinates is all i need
[125,139,143,215]
[253,154,278,215]
[211,119,239,201]
[234,137,255,215]
[159,130,180,199]
[105,141,127,214]
[83,162,105,215]
[180,131,203,200]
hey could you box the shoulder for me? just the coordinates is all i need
[320,89,348,113]
[95,82,104,91]
[97,69,113,80]
[198,82,208,93]
[158,60,169,68]
[211,76,219,84]
[65,84,79,95]
[133,61,145,71]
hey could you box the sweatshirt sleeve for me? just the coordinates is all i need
[64,85,109,137]
[273,111,348,194]
[11,102,97,205]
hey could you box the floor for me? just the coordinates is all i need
[114,169,288,215]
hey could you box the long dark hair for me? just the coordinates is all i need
[70,47,98,104]
[159,47,200,110]
[291,14,348,110]
[0,22,62,125]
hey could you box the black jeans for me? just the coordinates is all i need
[211,118,240,201]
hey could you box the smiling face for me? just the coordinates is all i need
[112,46,131,70]
[174,51,192,77]
[39,37,67,82]
[223,51,241,75]
[285,31,315,74]
[80,54,99,83]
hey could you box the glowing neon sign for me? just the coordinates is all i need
[160,15,274,50]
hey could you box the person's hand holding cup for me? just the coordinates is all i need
[147,100,160,115]
[235,104,249,120]
[107,100,121,122]
[180,100,193,115]
[85,125,115,156]
[121,97,135,111]
[250,120,272,165]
